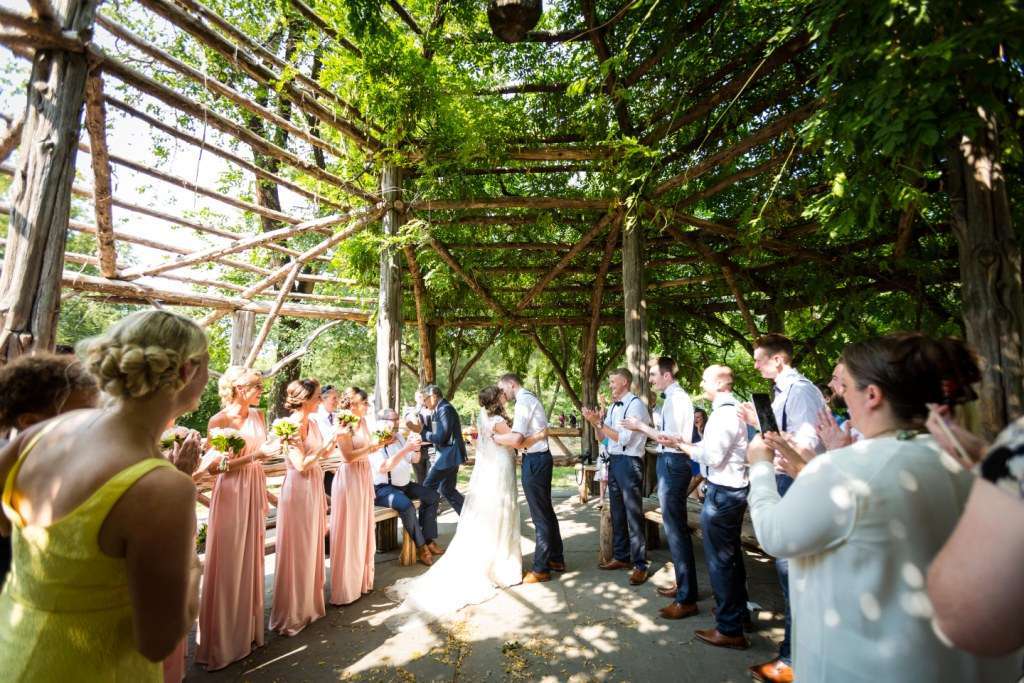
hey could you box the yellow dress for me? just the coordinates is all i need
[0,426,173,682]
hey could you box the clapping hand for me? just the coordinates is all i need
[621,416,644,431]
[816,408,852,451]
[747,433,775,465]
[655,434,678,448]
[581,406,604,427]
[763,431,813,477]
[737,402,758,428]
[169,430,202,476]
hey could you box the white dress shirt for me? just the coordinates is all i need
[691,392,748,488]
[772,366,826,461]
[313,404,336,442]
[656,382,694,453]
[605,392,650,457]
[747,435,1018,682]
[512,388,549,454]
[369,436,413,487]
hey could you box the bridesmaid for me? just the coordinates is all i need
[196,367,281,671]
[270,379,332,635]
[329,387,378,606]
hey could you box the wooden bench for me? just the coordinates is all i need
[575,463,599,503]
[374,500,421,567]
[642,496,764,553]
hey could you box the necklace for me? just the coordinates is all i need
[871,428,921,441]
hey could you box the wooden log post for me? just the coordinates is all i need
[0,0,99,362]
[374,165,402,413]
[946,109,1024,439]
[229,310,255,366]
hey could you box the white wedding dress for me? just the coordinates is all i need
[386,410,522,622]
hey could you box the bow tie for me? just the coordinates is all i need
[659,392,666,399]
[773,385,782,395]
[613,401,623,407]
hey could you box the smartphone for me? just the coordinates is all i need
[752,393,780,434]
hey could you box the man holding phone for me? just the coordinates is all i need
[740,334,826,683]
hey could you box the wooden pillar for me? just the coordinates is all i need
[374,165,402,413]
[422,322,437,385]
[622,212,650,404]
[229,310,255,366]
[0,0,100,362]
[947,108,1024,439]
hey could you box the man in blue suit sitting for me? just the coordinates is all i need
[420,384,467,515]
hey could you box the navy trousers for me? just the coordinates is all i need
[775,473,795,664]
[657,452,698,603]
[608,453,647,570]
[701,482,750,636]
[374,481,440,547]
[522,450,564,573]
[423,463,464,515]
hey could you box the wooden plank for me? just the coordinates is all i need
[82,70,117,278]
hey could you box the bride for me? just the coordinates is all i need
[387,385,547,621]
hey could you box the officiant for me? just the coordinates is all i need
[369,409,443,566]
[419,385,468,514]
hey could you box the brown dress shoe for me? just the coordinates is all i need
[523,571,551,584]
[417,547,434,566]
[547,561,566,572]
[427,541,445,555]
[658,601,699,620]
[749,658,794,683]
[656,584,678,598]
[694,627,749,650]
[599,559,631,571]
[629,568,649,585]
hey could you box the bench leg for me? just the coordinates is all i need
[399,529,417,566]
[376,517,398,553]
[645,518,661,550]
[579,473,589,504]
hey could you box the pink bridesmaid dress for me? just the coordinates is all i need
[162,640,186,682]
[196,410,270,671]
[328,423,376,605]
[270,419,327,635]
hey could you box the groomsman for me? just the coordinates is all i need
[420,385,467,515]
[664,365,751,648]
[621,357,699,618]
[369,409,442,566]
[740,334,825,683]
[584,368,651,586]
[498,373,565,583]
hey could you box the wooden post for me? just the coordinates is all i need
[374,165,402,413]
[947,109,1024,439]
[0,0,100,362]
[230,310,255,366]
[622,211,650,404]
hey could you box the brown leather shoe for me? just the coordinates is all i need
[417,547,434,566]
[599,559,631,571]
[694,627,749,650]
[547,561,566,572]
[629,567,649,585]
[658,601,699,620]
[749,658,794,683]
[523,571,551,584]
[427,541,445,555]
[656,584,678,598]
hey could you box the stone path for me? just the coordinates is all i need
[186,491,785,682]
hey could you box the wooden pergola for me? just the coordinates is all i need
[0,0,1019,443]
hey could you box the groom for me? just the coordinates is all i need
[498,373,565,583]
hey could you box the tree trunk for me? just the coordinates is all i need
[230,310,256,365]
[622,212,650,404]
[0,0,100,362]
[374,164,403,413]
[947,109,1024,439]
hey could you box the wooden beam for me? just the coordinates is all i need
[411,197,612,212]
[425,235,511,318]
[403,243,433,384]
[0,111,24,163]
[82,70,117,278]
[245,260,303,368]
[673,152,791,209]
[582,0,633,135]
[476,82,568,95]
[621,0,725,88]
[387,0,423,35]
[514,208,621,312]
[374,165,403,412]
[283,0,362,57]
[0,7,84,52]
[436,316,618,328]
[622,210,650,406]
[229,310,255,365]
[527,329,583,409]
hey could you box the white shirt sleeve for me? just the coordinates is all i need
[694,406,741,469]
[784,383,825,452]
[665,390,694,444]
[511,397,532,436]
[368,448,386,474]
[613,398,650,451]
[747,458,857,559]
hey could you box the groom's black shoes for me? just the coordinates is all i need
[523,571,551,584]
[547,561,566,572]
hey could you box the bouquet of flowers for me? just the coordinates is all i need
[335,409,360,430]
[208,427,246,455]
[371,427,393,443]
[271,416,301,440]
[159,427,189,451]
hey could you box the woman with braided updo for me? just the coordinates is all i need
[0,310,206,682]
[196,366,281,671]
[269,378,331,635]
[328,387,379,605]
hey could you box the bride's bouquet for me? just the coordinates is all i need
[202,427,246,473]
[335,409,360,431]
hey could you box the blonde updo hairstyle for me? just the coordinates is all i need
[218,365,262,406]
[77,310,207,400]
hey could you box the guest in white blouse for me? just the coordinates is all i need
[746,333,1019,682]
[584,368,651,586]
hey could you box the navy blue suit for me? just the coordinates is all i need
[421,399,467,514]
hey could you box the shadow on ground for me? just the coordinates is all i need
[185,490,785,682]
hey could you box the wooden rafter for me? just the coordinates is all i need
[403,243,433,383]
[411,197,611,212]
[622,0,725,88]
[244,260,303,367]
[582,0,633,135]
[284,0,362,57]
[0,111,25,163]
[82,71,117,278]
[425,235,510,318]
[527,328,583,409]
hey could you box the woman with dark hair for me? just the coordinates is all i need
[329,387,382,605]
[746,333,1017,682]
[270,379,332,635]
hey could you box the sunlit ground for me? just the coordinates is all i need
[186,488,786,682]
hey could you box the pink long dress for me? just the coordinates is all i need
[196,410,270,671]
[270,419,327,635]
[328,421,375,605]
